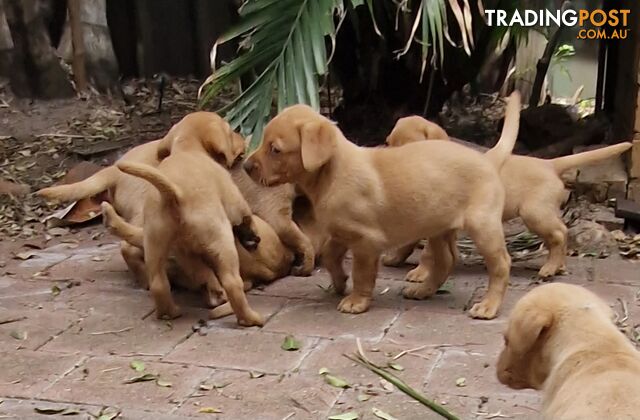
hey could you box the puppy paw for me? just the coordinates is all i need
[468,299,499,319]
[402,283,436,300]
[233,222,261,251]
[331,274,348,295]
[381,252,407,267]
[290,253,314,276]
[537,263,566,279]
[156,304,182,320]
[237,309,264,327]
[337,294,371,314]
[404,265,429,283]
[209,302,233,319]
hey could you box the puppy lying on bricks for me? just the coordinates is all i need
[497,283,640,419]
[243,92,521,319]
[385,115,632,278]
[115,117,263,326]
[101,202,293,319]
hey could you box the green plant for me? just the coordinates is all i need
[199,0,480,150]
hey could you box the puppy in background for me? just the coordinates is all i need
[497,283,640,419]
[385,114,632,278]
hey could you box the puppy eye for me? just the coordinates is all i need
[270,144,281,155]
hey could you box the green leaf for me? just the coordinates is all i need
[156,379,172,387]
[387,362,404,371]
[198,407,222,414]
[130,360,145,372]
[372,408,398,420]
[123,373,158,384]
[51,284,61,296]
[281,335,301,351]
[96,410,120,420]
[328,412,359,420]
[10,330,27,340]
[323,373,350,389]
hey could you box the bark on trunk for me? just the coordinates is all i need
[4,0,74,98]
[57,0,119,93]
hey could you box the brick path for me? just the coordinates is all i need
[0,231,638,419]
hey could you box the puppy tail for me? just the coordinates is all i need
[548,142,633,174]
[100,202,144,248]
[485,91,521,169]
[116,161,182,206]
[37,166,118,203]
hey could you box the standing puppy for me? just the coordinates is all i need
[385,115,632,277]
[497,283,640,419]
[117,115,263,326]
[243,92,521,319]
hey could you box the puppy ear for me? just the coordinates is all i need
[509,309,553,356]
[300,120,336,172]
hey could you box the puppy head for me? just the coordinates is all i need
[496,283,614,390]
[157,112,242,168]
[244,105,337,186]
[385,116,449,147]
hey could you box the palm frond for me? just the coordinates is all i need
[199,0,340,150]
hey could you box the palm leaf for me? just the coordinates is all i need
[199,0,340,150]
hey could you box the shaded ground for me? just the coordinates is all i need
[1,231,639,419]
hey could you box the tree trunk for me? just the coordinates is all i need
[0,0,13,78]
[57,0,119,93]
[67,0,87,91]
[4,0,74,98]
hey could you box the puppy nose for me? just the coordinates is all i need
[243,159,254,174]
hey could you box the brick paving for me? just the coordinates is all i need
[0,231,638,419]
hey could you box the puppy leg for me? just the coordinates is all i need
[144,228,181,319]
[321,237,348,295]
[338,249,378,314]
[382,242,418,267]
[520,205,567,278]
[120,241,148,289]
[403,231,456,299]
[204,239,263,327]
[274,220,315,276]
[465,220,510,320]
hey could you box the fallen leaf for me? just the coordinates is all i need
[156,379,172,387]
[357,394,371,402]
[10,330,27,340]
[281,335,301,351]
[123,373,158,384]
[130,360,145,372]
[51,285,61,296]
[455,377,466,387]
[97,411,120,420]
[380,379,394,392]
[249,371,264,379]
[318,367,330,375]
[324,373,350,389]
[198,407,222,414]
[372,407,398,420]
[328,412,359,420]
[14,251,37,260]
[34,407,66,415]
[387,362,404,371]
